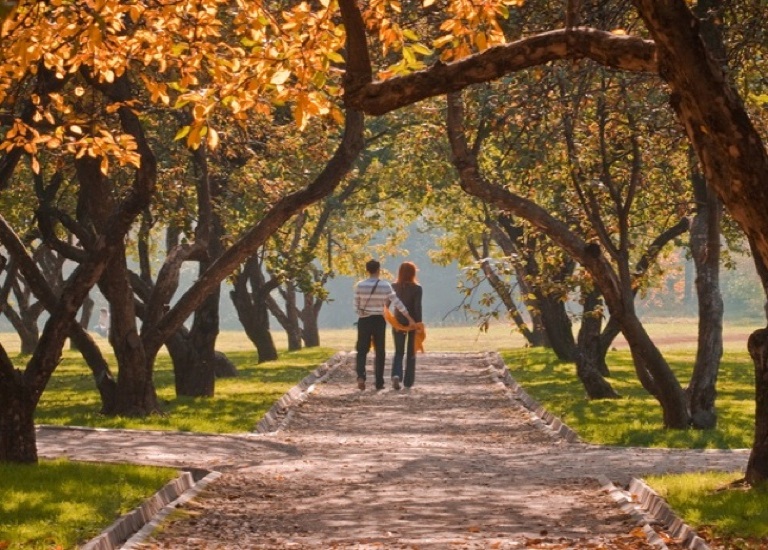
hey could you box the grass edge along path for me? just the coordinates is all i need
[0,459,178,550]
[500,347,764,549]
[3,346,334,549]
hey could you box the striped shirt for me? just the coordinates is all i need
[354,277,410,318]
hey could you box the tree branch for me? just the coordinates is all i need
[347,28,657,115]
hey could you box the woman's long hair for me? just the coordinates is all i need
[396,261,418,285]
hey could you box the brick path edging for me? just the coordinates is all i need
[79,352,347,549]
[484,351,714,550]
[82,469,221,550]
[254,351,348,434]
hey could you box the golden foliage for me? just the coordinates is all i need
[0,0,526,170]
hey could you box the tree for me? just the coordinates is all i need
[339,0,768,481]
[0,0,361,462]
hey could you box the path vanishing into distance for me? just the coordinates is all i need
[37,352,749,549]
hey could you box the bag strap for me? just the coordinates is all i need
[360,279,380,314]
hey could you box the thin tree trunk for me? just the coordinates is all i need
[268,283,303,351]
[686,162,723,429]
[231,256,279,363]
[301,293,321,348]
[70,294,94,351]
[575,289,618,398]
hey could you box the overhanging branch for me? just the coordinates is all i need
[348,28,657,115]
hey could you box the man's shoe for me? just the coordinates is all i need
[357,377,366,391]
[392,376,401,390]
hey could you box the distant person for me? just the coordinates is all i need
[94,307,110,338]
[389,261,423,390]
[354,259,414,391]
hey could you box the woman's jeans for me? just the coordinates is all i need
[392,329,416,387]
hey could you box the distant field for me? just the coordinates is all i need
[0,318,761,356]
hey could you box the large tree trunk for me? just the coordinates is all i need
[686,163,723,429]
[0,353,37,463]
[536,290,577,362]
[103,249,159,415]
[176,283,219,397]
[175,172,227,397]
[77,150,158,417]
[747,328,768,485]
[575,289,618,399]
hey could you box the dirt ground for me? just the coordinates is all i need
[89,351,744,550]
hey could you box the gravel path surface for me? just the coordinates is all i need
[38,352,748,549]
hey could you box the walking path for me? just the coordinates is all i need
[38,352,748,549]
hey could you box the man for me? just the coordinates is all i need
[354,259,414,391]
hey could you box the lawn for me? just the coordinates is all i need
[36,345,336,432]
[0,459,177,550]
[3,338,340,549]
[1,320,766,548]
[499,346,755,449]
[497,320,766,548]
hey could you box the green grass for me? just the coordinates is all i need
[499,346,755,449]
[498,333,766,547]
[1,322,765,547]
[3,342,335,549]
[36,346,335,432]
[644,471,768,547]
[0,459,177,549]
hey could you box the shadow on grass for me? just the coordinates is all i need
[35,347,337,433]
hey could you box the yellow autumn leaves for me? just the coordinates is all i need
[0,0,527,173]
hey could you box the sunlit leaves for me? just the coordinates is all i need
[1,0,349,169]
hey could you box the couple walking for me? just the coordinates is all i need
[354,259,424,391]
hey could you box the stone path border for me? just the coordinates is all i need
[629,478,711,550]
[82,469,221,550]
[75,352,347,549]
[484,351,581,443]
[254,352,347,434]
[44,350,740,549]
[485,351,715,550]
[119,470,222,550]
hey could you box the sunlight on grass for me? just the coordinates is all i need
[36,347,335,433]
[0,459,176,549]
[645,471,768,542]
[499,346,755,449]
[1,321,765,548]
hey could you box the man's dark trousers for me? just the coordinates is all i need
[356,315,387,389]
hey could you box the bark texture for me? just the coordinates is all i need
[686,166,723,429]
[231,256,280,363]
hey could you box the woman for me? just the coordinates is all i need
[390,261,423,390]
